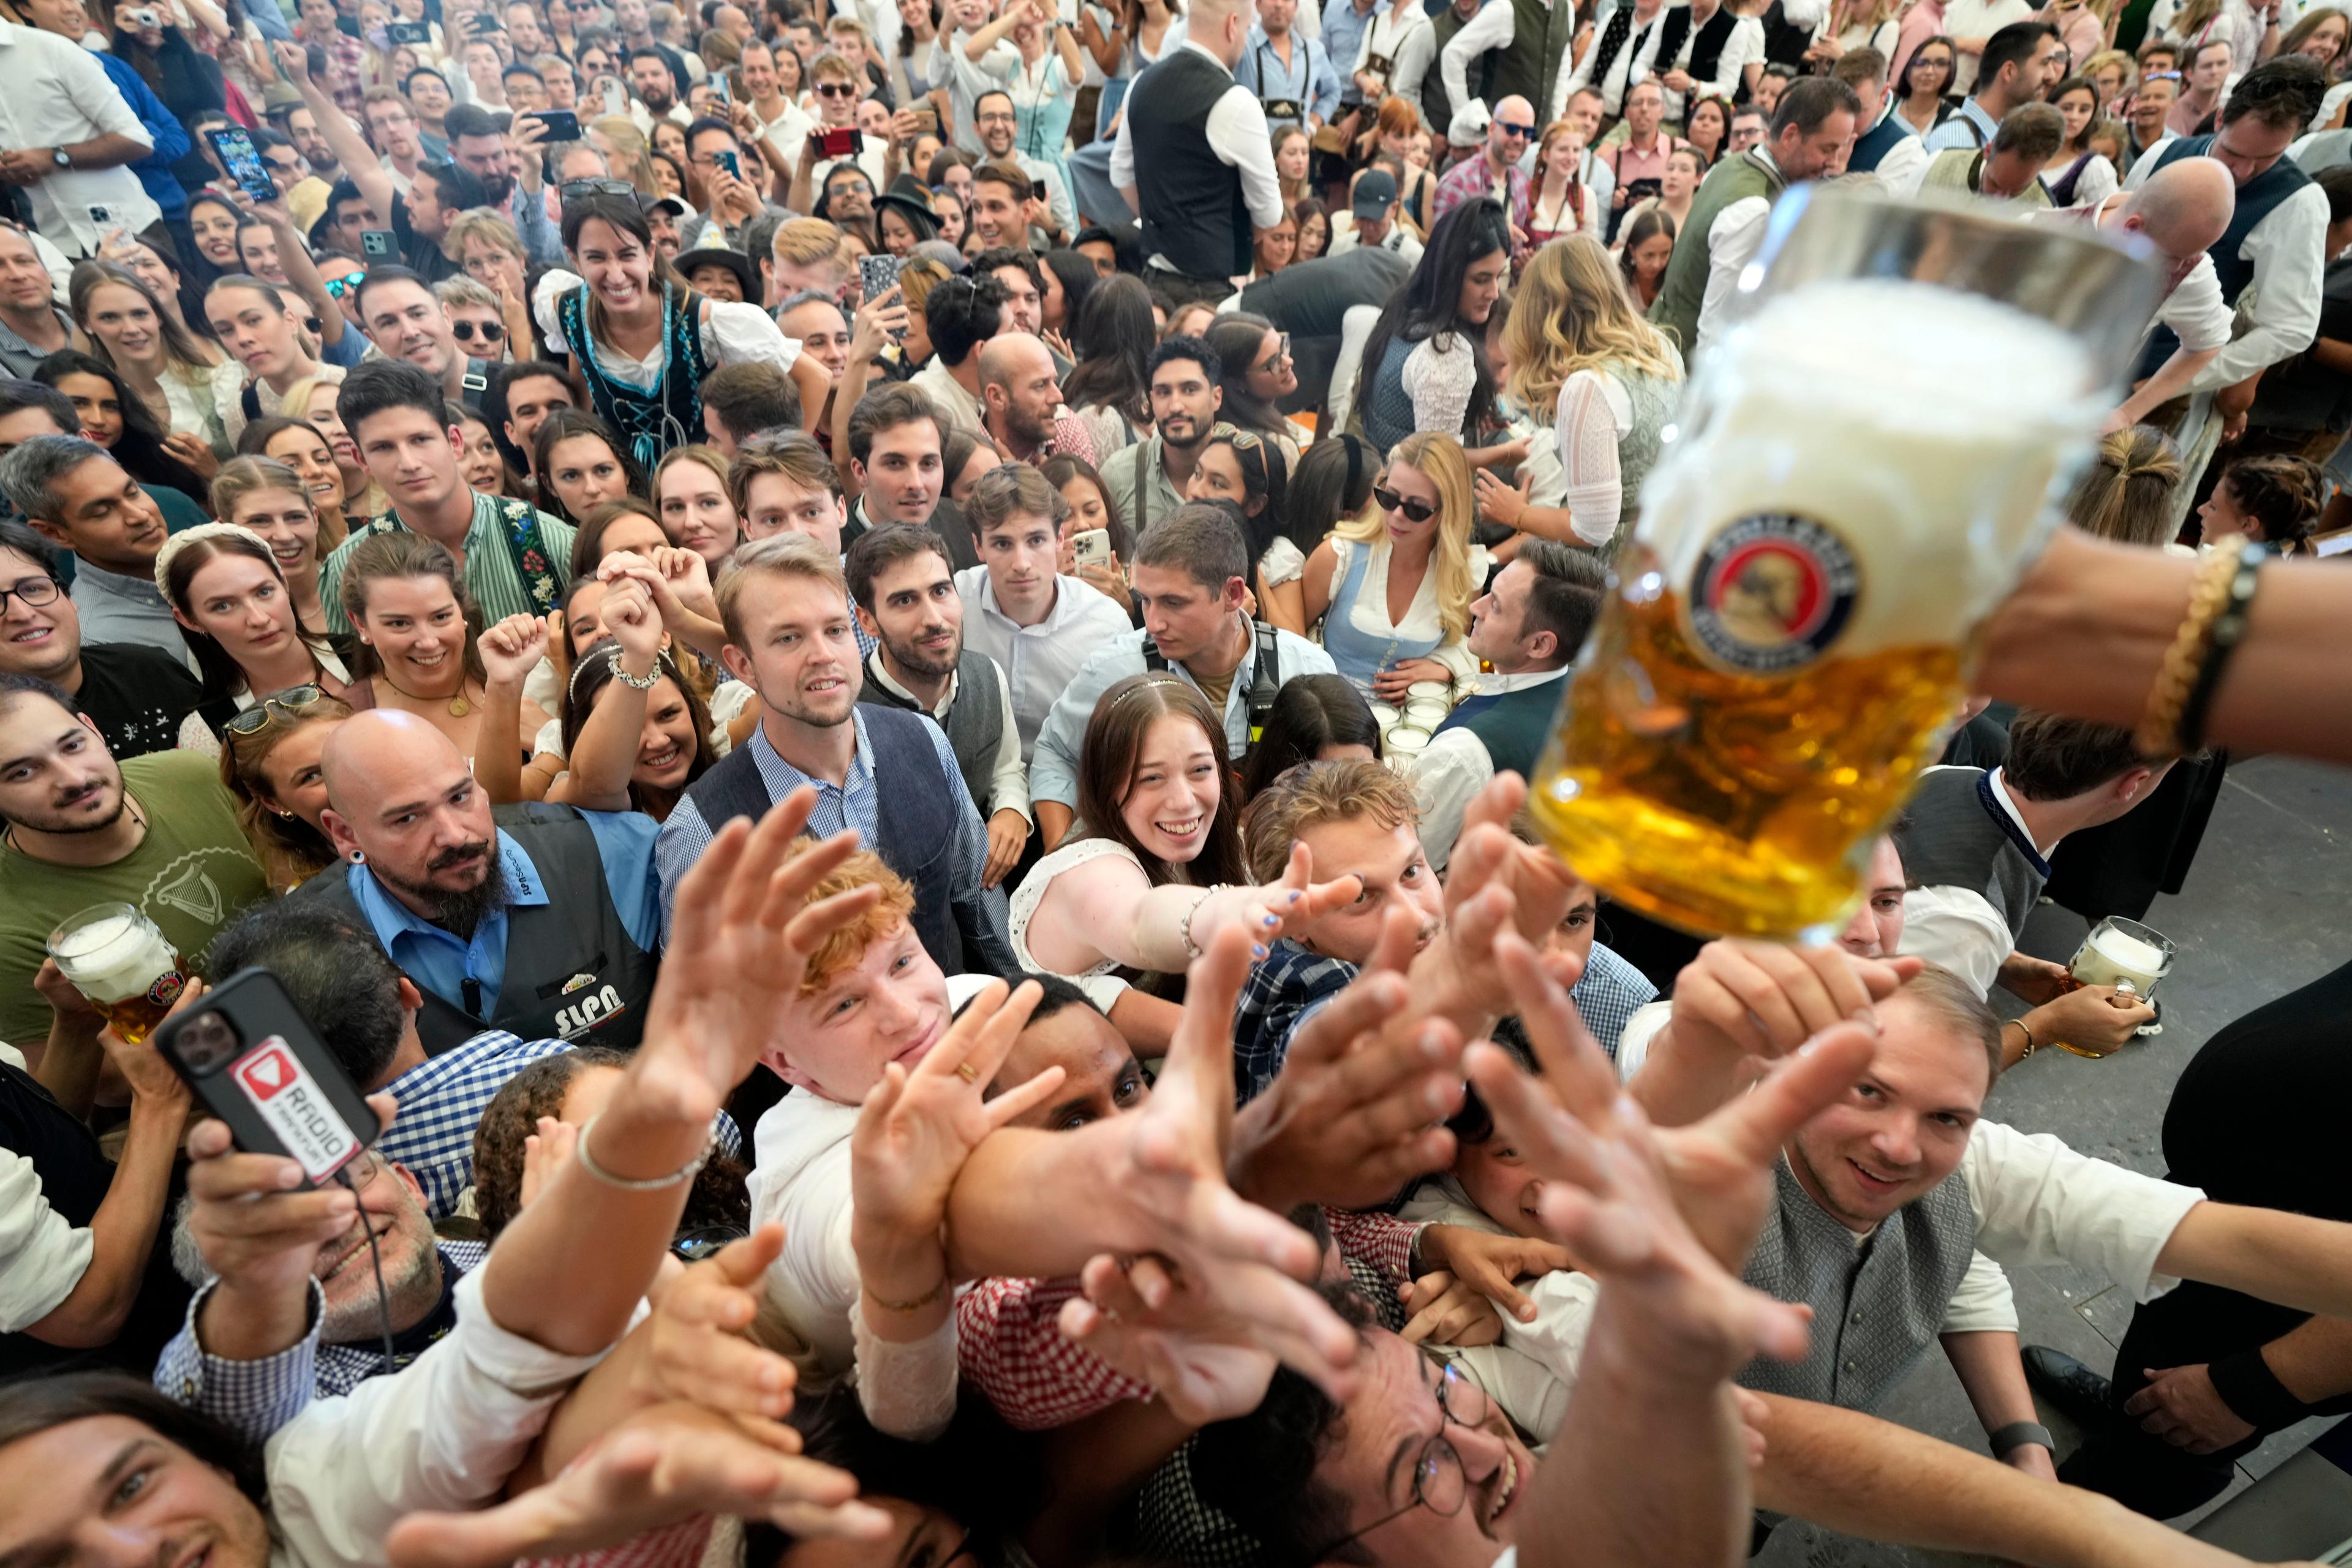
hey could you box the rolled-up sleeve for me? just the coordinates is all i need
[1962,1120,2208,1306]
[0,1147,91,1333]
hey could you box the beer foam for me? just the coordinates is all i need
[52,913,178,1005]
[2089,925,2168,976]
[1639,279,2099,663]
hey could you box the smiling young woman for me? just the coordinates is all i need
[156,521,360,755]
[337,529,550,763]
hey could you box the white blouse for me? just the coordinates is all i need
[1259,535,1306,589]
[532,270,803,391]
[1326,534,1489,681]
[1400,332,1480,440]
[1553,368,1636,549]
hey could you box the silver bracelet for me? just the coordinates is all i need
[574,1113,710,1191]
[1177,886,1225,960]
[606,646,663,691]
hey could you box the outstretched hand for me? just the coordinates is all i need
[1058,1253,1278,1428]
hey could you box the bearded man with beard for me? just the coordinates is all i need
[292,709,663,1054]
[439,104,564,267]
[848,524,1033,893]
[0,676,269,1050]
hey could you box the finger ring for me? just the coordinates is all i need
[955,1061,978,1084]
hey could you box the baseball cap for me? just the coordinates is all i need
[1351,168,1398,219]
[1449,99,1491,147]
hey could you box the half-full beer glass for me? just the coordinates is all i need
[48,903,188,1044]
[1529,187,2160,939]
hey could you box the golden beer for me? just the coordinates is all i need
[47,905,188,1045]
[1529,194,2158,939]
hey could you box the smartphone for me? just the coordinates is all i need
[713,147,741,180]
[818,126,859,159]
[205,126,281,208]
[123,4,160,24]
[360,228,396,258]
[1071,527,1112,570]
[532,108,581,142]
[388,18,429,43]
[464,12,501,31]
[85,204,115,230]
[603,77,628,117]
[909,105,938,135]
[707,70,731,102]
[860,251,902,303]
[1030,178,1046,200]
[154,970,382,1189]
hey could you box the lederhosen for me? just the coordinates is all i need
[558,279,711,471]
[1254,36,1306,127]
[1142,619,1284,756]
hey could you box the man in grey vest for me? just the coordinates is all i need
[301,709,662,1054]
[1408,540,1602,870]
[1107,0,1289,306]
[846,522,1031,892]
[654,533,1017,978]
[1894,710,2173,1017]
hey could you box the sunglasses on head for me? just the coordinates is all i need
[1373,484,1438,523]
[451,318,505,342]
[560,176,638,203]
[224,683,327,737]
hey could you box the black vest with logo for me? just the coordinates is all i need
[2136,133,2315,377]
[676,706,996,977]
[1129,48,1256,282]
[292,803,656,1054]
[858,649,1008,816]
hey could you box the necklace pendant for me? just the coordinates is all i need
[448,696,472,718]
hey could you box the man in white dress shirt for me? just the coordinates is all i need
[0,17,162,259]
[1647,0,1766,124]
[1556,0,1672,119]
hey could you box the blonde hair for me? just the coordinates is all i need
[591,116,663,196]
[2081,46,2135,87]
[277,372,347,428]
[1336,431,1478,643]
[2064,424,2182,547]
[208,455,315,529]
[1238,759,1419,883]
[715,530,846,647]
[440,207,527,267]
[1504,235,1683,419]
[895,256,949,320]
[773,216,850,276]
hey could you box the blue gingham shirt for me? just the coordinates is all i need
[375,1031,575,1219]
[155,1241,489,1442]
[1232,938,1658,1102]
[654,709,1003,949]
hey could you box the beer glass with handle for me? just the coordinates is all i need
[47,903,190,1046]
[1529,186,2161,940]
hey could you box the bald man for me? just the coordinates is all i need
[291,709,663,1053]
[978,333,1066,466]
[1433,94,1538,234]
[2034,156,2237,429]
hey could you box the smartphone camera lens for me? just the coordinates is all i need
[172,1010,244,1075]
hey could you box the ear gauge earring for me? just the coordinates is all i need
[350,850,368,864]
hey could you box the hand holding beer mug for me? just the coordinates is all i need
[2052,916,2175,1056]
[1530,187,2160,939]
[47,903,190,1046]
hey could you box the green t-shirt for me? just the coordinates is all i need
[0,750,270,1050]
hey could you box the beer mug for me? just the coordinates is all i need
[47,903,189,1045]
[2059,915,2176,1054]
[1528,187,2161,939]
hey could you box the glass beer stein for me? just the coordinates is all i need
[1529,186,2161,940]
[48,903,189,1044]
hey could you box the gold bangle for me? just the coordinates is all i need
[866,1275,950,1313]
[2010,1017,2037,1059]
[2133,546,2244,758]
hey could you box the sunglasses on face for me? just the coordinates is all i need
[1496,120,1536,137]
[816,80,858,96]
[224,682,327,736]
[322,273,362,297]
[451,318,505,342]
[1374,484,1438,523]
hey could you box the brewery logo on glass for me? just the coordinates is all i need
[147,970,186,1009]
[229,1035,363,1182]
[1686,512,1861,676]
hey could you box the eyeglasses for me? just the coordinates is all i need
[1374,483,1438,523]
[0,575,61,616]
[224,683,327,737]
[815,80,858,96]
[560,176,638,203]
[1496,120,1536,138]
[1253,333,1291,374]
[1308,1362,1488,1559]
[451,318,505,342]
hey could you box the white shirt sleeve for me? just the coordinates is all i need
[703,298,804,371]
[1612,998,1673,1083]
[1895,884,2011,1000]
[1695,192,1771,358]
[2073,154,2120,209]
[2195,184,2330,391]
[262,1267,621,1568]
[2160,253,2235,354]
[1873,132,1928,197]
[1441,0,1516,116]
[1554,367,1632,547]
[0,1147,92,1333]
[1940,1248,2022,1333]
[984,656,1031,824]
[1407,728,1495,872]
[1391,21,1436,113]
[1109,101,1137,190]
[1700,15,1762,102]
[1962,1119,2209,1305]
[1403,332,1480,435]
[1207,81,1289,229]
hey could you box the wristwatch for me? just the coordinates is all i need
[51,148,72,169]
[1988,1420,2055,1459]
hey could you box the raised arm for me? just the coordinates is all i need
[278,40,400,241]
[473,612,548,805]
[549,579,662,811]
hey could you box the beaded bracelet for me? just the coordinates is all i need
[2133,545,2247,758]
[2176,543,2265,754]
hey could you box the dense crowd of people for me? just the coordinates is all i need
[4,0,2352,1559]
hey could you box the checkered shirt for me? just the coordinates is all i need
[377,1031,574,1219]
[1230,941,1359,1104]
